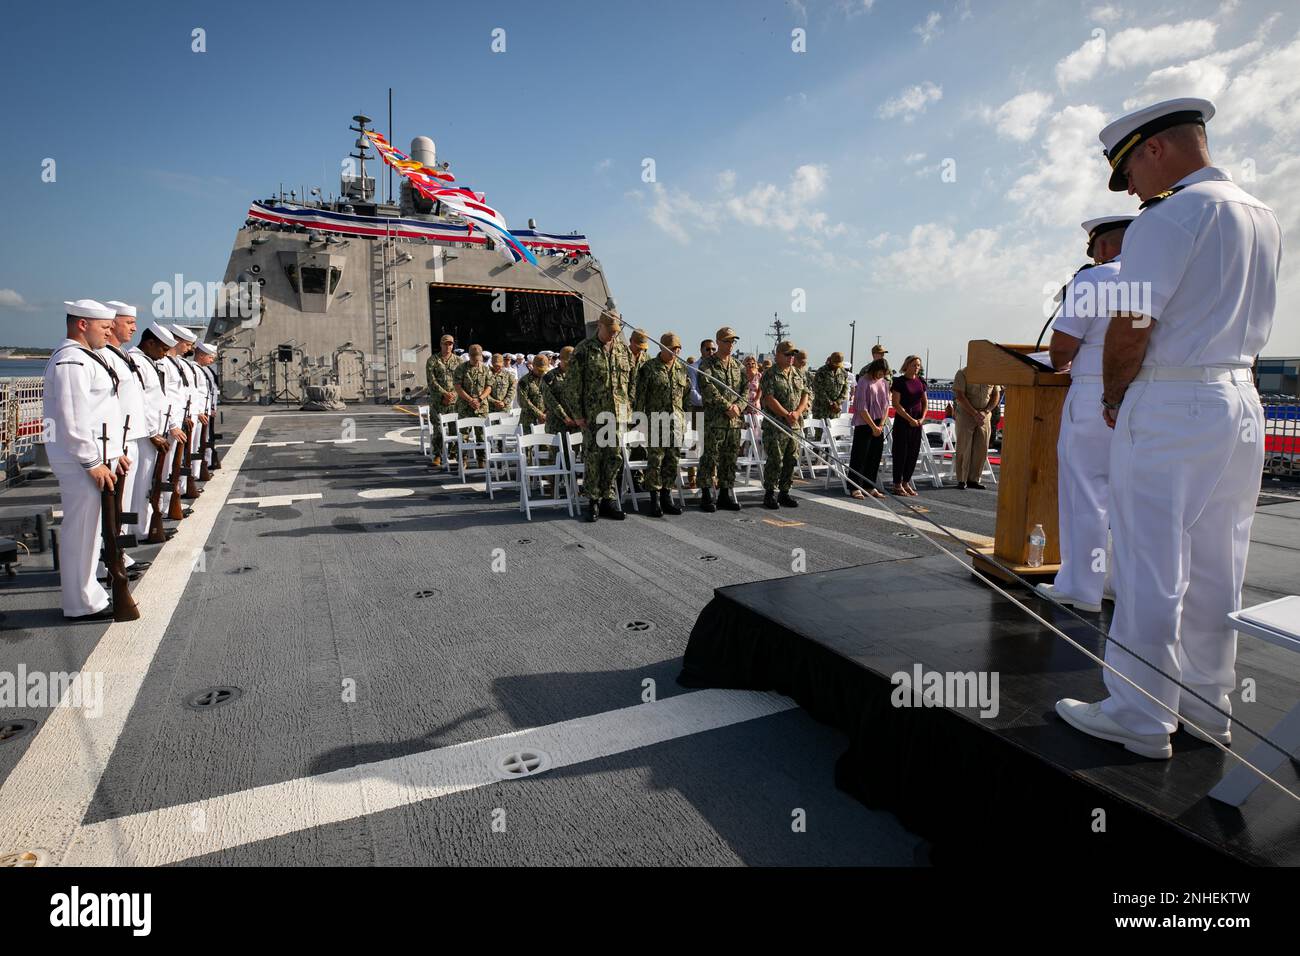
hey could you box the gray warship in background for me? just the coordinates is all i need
[206,115,616,404]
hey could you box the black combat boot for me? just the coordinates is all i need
[777,490,799,508]
[660,488,682,515]
[763,487,779,509]
[646,489,663,517]
[599,498,626,520]
[699,487,716,513]
[586,499,600,522]
[717,487,741,511]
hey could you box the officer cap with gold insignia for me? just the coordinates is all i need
[1099,97,1214,192]
[1081,215,1136,256]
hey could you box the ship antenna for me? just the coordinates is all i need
[348,113,375,202]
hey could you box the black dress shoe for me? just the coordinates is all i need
[646,491,664,517]
[65,606,116,621]
[128,560,153,571]
[585,500,600,523]
[599,498,625,520]
[660,488,682,516]
[699,487,716,513]
[968,482,987,490]
[763,489,779,510]
[98,569,143,582]
[777,491,799,508]
[716,488,741,511]
[164,529,178,539]
[182,508,194,517]
[956,481,966,489]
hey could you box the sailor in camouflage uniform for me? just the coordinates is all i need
[793,350,812,430]
[759,341,810,509]
[563,311,634,522]
[696,326,746,512]
[454,344,493,462]
[425,334,460,466]
[811,352,850,420]
[542,346,577,436]
[486,352,517,416]
[636,332,690,517]
[518,354,550,432]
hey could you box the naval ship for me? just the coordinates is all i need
[207,115,616,405]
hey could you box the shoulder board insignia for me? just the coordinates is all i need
[1139,183,1187,211]
[55,361,84,366]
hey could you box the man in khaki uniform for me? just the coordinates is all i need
[951,365,1000,489]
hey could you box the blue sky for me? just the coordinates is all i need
[2,0,1296,373]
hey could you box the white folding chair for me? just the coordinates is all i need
[437,413,460,471]
[456,417,488,482]
[919,421,954,488]
[484,423,521,499]
[824,417,854,491]
[619,429,650,512]
[488,410,511,426]
[673,428,704,507]
[800,420,834,482]
[518,433,574,520]
[416,405,433,457]
[736,416,764,486]
[564,430,585,510]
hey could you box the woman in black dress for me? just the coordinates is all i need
[889,355,927,496]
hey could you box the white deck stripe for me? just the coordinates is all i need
[0,416,264,862]
[792,489,994,546]
[227,493,322,508]
[62,689,796,866]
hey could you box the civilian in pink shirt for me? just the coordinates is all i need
[847,358,891,498]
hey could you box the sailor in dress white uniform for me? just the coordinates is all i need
[1037,216,1134,613]
[100,302,150,555]
[127,322,180,537]
[194,341,220,466]
[160,329,196,512]
[43,300,126,619]
[1056,98,1283,758]
[169,324,206,485]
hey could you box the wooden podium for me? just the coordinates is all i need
[964,340,1072,581]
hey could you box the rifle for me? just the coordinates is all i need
[168,398,190,517]
[147,405,172,543]
[99,423,140,622]
[114,415,139,542]
[182,398,200,499]
[207,392,222,471]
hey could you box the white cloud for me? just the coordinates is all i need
[1056,20,1218,88]
[1005,104,1131,226]
[1094,5,1124,24]
[0,289,36,312]
[642,183,722,244]
[986,91,1054,142]
[716,169,736,192]
[1213,31,1300,138]
[1124,39,1263,108]
[878,81,942,121]
[903,152,927,165]
[594,157,612,173]
[915,11,942,44]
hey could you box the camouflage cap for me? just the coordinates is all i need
[776,340,798,356]
[630,328,650,345]
[559,345,575,360]
[828,352,844,367]
[715,326,739,342]
[659,332,682,349]
[599,310,622,331]
[440,334,455,344]
[532,353,550,369]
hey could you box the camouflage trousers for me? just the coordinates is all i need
[582,427,621,501]
[762,425,800,491]
[698,423,741,489]
[644,438,682,491]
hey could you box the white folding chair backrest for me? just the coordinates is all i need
[438,413,460,471]
[417,405,432,456]
[517,432,573,519]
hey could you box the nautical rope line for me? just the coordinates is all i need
[524,269,1299,805]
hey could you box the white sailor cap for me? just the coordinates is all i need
[170,324,198,343]
[103,300,137,317]
[1081,215,1136,252]
[65,299,116,320]
[147,323,178,347]
[1099,97,1215,192]
[483,351,493,359]
[526,354,535,362]
[196,341,217,356]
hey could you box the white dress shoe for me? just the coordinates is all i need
[1180,719,1231,746]
[1035,583,1102,613]
[1055,698,1173,759]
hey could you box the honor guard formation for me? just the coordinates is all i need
[33,95,1284,769]
[42,302,220,621]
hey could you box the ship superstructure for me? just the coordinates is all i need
[207,115,615,404]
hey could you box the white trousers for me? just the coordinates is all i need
[51,460,110,617]
[162,436,182,514]
[1102,380,1264,736]
[1054,384,1112,604]
[190,421,204,478]
[115,438,143,537]
[127,438,161,538]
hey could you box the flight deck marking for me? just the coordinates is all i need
[61,689,797,866]
[762,518,804,528]
[792,490,993,547]
[228,493,322,508]
[0,415,265,865]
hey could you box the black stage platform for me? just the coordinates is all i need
[679,554,1300,865]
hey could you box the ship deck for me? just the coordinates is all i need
[0,404,1296,866]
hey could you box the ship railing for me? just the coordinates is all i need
[1,376,46,479]
[1264,399,1300,479]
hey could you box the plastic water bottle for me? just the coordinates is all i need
[1027,524,1046,568]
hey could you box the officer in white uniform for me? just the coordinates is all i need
[128,322,181,537]
[99,302,151,557]
[43,300,127,619]
[1037,216,1134,613]
[169,324,206,483]
[1057,98,1282,759]
[193,341,220,466]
